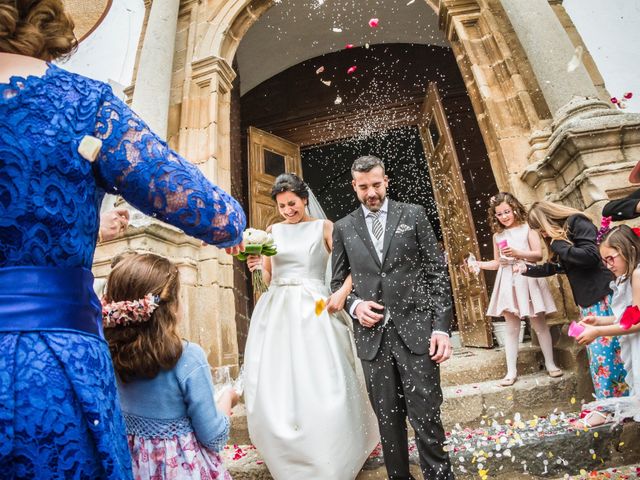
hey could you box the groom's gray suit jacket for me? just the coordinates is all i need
[331,200,452,361]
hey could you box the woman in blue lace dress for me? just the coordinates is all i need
[0,2,246,478]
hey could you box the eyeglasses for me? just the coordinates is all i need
[495,210,512,218]
[601,253,620,267]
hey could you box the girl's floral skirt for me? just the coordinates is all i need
[581,296,629,400]
[128,432,232,480]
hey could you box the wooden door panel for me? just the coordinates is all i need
[248,127,302,231]
[419,83,493,348]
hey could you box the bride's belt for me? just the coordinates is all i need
[270,277,325,289]
[0,266,102,337]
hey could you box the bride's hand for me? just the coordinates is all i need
[326,290,348,314]
[246,254,262,272]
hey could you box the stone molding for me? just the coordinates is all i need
[523,99,640,188]
[191,55,237,92]
[520,97,640,213]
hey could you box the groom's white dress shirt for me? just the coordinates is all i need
[347,198,448,337]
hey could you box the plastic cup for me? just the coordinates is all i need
[568,321,585,338]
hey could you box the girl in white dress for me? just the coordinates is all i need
[243,173,379,480]
[578,225,640,424]
[473,192,561,386]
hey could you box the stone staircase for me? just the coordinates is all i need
[223,343,640,479]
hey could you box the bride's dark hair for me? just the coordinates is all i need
[271,173,309,201]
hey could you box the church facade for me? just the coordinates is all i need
[87,0,640,374]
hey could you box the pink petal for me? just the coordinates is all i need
[369,18,379,28]
[345,43,354,49]
[316,66,325,74]
[610,97,619,104]
[347,66,357,74]
[624,92,633,99]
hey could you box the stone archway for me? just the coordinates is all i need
[185,0,552,208]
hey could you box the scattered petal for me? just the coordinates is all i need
[321,79,332,86]
[332,27,343,33]
[347,66,357,74]
[316,66,325,74]
[611,97,619,104]
[368,18,379,28]
[345,43,354,49]
[314,299,326,316]
[624,92,633,99]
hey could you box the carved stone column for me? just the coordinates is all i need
[175,55,239,369]
[131,0,181,138]
[500,0,598,118]
[438,0,545,202]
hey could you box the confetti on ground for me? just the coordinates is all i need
[332,27,342,33]
[347,66,357,74]
[368,18,379,28]
[315,66,325,74]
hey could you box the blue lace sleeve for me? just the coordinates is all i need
[92,87,245,247]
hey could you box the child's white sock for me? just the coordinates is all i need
[530,314,559,372]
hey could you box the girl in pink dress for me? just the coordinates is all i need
[473,192,561,386]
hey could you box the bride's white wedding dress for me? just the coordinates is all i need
[243,219,379,479]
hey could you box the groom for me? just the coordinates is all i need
[331,155,454,480]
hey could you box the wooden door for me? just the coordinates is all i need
[247,127,303,230]
[418,83,493,347]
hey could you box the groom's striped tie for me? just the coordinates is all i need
[368,211,383,240]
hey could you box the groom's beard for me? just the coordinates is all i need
[361,193,386,212]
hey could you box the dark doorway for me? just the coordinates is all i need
[236,43,499,344]
[302,125,441,241]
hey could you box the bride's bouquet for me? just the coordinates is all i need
[234,228,277,292]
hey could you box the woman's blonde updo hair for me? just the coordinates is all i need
[0,0,77,61]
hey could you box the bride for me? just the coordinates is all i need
[243,173,379,479]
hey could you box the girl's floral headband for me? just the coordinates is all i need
[102,293,161,328]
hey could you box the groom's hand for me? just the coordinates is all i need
[430,334,453,363]
[354,301,384,328]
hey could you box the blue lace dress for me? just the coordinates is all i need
[0,64,246,479]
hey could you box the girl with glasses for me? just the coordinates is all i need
[575,225,640,425]
[471,192,560,387]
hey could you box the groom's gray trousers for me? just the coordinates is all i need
[360,321,454,480]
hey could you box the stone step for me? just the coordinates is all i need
[448,418,640,479]
[441,342,545,387]
[223,420,640,479]
[229,370,582,445]
[441,371,580,428]
[550,463,640,479]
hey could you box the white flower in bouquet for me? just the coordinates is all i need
[243,228,268,245]
[233,228,277,293]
